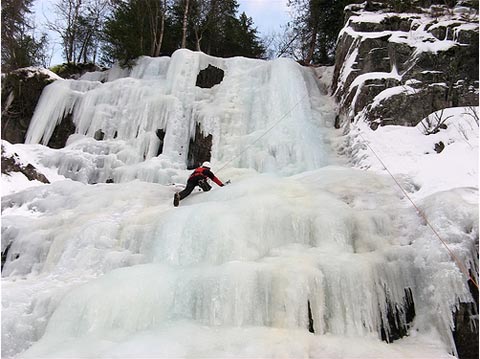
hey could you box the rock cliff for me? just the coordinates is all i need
[1,68,62,144]
[332,1,478,128]
[332,3,478,357]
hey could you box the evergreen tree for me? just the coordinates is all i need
[1,0,48,71]
[185,0,265,58]
[223,12,265,58]
[195,0,239,55]
[102,0,145,64]
[102,0,172,65]
[102,0,265,65]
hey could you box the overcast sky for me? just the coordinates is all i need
[238,0,290,35]
[33,0,291,66]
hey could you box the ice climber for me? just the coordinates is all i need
[173,161,224,207]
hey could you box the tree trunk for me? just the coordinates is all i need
[181,0,190,48]
[154,0,166,57]
[147,0,158,57]
[137,4,145,54]
[305,0,319,65]
[70,0,83,64]
[77,31,92,63]
[194,27,202,52]
[92,40,97,64]
[305,26,318,65]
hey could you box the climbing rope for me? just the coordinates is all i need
[213,86,479,289]
[354,127,479,290]
[216,92,310,173]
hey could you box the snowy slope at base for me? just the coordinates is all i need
[1,51,478,359]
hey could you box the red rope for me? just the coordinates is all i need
[356,130,479,289]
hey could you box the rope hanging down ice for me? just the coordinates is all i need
[216,92,311,173]
[354,127,479,290]
[215,88,478,289]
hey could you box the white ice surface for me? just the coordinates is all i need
[2,167,476,358]
[25,50,336,181]
[2,51,478,359]
[346,107,479,199]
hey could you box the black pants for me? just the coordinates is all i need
[178,179,197,200]
[178,178,211,201]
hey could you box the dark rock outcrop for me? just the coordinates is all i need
[156,129,166,156]
[1,68,60,144]
[1,145,49,184]
[187,123,212,169]
[453,302,479,359]
[434,141,445,153]
[307,300,315,333]
[333,3,479,127]
[47,113,76,149]
[196,65,224,89]
[1,240,13,271]
[453,271,479,359]
[381,288,416,343]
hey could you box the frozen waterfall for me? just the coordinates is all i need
[25,49,334,182]
[2,50,478,358]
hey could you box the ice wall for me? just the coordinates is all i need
[4,50,477,359]
[25,50,335,184]
[2,167,477,358]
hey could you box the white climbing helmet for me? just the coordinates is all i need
[202,161,211,168]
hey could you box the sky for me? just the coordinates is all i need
[238,0,291,35]
[33,0,291,66]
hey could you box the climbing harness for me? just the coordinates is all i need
[198,179,212,192]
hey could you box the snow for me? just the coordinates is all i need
[12,67,62,81]
[2,172,45,195]
[1,141,68,196]
[2,50,477,359]
[338,7,478,74]
[25,50,334,178]
[18,322,455,359]
[370,84,417,109]
[335,47,358,91]
[347,107,478,199]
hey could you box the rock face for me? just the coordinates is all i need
[156,129,166,156]
[332,3,479,356]
[195,64,224,88]
[1,145,49,184]
[452,270,479,359]
[333,2,479,128]
[1,64,105,148]
[46,113,76,149]
[381,288,416,343]
[1,68,61,144]
[185,65,223,167]
[187,123,213,169]
[453,301,479,359]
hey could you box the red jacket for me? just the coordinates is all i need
[188,166,224,186]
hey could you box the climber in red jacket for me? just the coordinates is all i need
[173,161,224,207]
